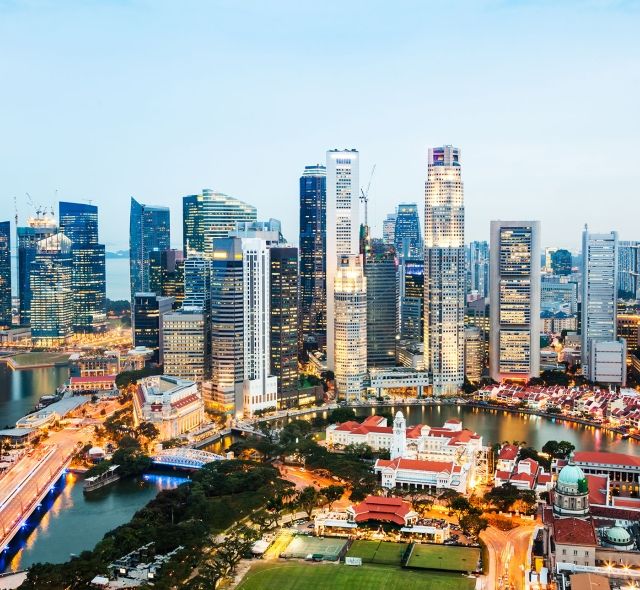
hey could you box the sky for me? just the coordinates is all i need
[1,0,639,253]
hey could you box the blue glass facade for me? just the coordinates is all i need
[0,221,11,329]
[394,202,422,259]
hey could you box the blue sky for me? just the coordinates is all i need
[1,0,639,251]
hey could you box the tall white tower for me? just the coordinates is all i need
[326,149,360,370]
[424,145,465,395]
[334,255,367,401]
[391,411,407,460]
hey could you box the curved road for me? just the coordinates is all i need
[480,525,536,590]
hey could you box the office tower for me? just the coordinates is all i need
[270,246,299,394]
[299,164,327,355]
[183,255,211,311]
[541,275,578,314]
[30,233,74,347]
[544,247,558,273]
[489,221,541,383]
[581,230,618,380]
[399,258,424,342]
[182,189,257,256]
[129,198,170,301]
[394,203,422,259]
[464,326,484,383]
[326,149,360,370]
[133,293,174,363]
[0,222,11,329]
[334,255,367,401]
[467,241,490,299]
[618,314,640,361]
[17,212,57,325]
[59,201,106,332]
[424,145,465,395]
[618,241,640,299]
[365,244,397,366]
[149,249,185,304]
[382,213,397,246]
[162,309,209,383]
[551,249,572,276]
[210,238,244,412]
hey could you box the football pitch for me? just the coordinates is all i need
[346,540,408,565]
[237,562,476,590]
[406,544,480,572]
[280,535,347,561]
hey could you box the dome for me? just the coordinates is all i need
[605,526,632,545]
[557,463,586,486]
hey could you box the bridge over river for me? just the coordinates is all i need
[151,448,225,470]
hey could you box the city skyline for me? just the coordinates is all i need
[2,1,639,253]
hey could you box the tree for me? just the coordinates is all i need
[439,488,462,510]
[135,421,159,444]
[320,485,344,510]
[328,407,356,424]
[297,486,319,519]
[343,443,374,461]
[542,440,575,459]
[484,483,521,512]
[450,496,472,522]
[459,513,489,538]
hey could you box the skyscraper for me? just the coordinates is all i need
[581,230,618,379]
[129,198,170,301]
[618,241,640,300]
[183,255,211,311]
[551,249,572,276]
[334,255,367,401]
[162,309,209,383]
[133,293,174,363]
[30,233,73,347]
[394,203,422,259]
[365,243,397,367]
[464,326,484,383]
[0,221,11,329]
[149,249,185,306]
[326,149,360,371]
[270,246,299,395]
[59,201,106,332]
[424,145,465,395]
[399,258,424,342]
[17,212,57,325]
[467,241,490,299]
[489,221,541,383]
[182,193,205,255]
[299,164,326,355]
[382,213,397,246]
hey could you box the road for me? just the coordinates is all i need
[480,524,536,590]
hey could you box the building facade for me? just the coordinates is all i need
[399,258,424,343]
[0,221,11,329]
[618,241,640,300]
[161,309,209,383]
[132,293,174,363]
[464,325,484,383]
[298,164,327,355]
[149,249,185,306]
[424,145,465,395]
[326,149,360,371]
[394,203,422,259]
[467,241,490,299]
[382,213,397,246]
[490,220,541,383]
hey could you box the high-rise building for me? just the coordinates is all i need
[270,246,299,394]
[424,145,465,395]
[129,198,170,301]
[581,230,618,380]
[399,258,424,343]
[544,247,558,273]
[541,275,578,314]
[382,213,397,246]
[132,293,174,363]
[149,249,184,303]
[489,221,541,383]
[365,245,397,367]
[59,201,106,332]
[182,189,257,256]
[464,326,484,383]
[467,241,490,299]
[326,149,360,371]
[183,255,211,311]
[162,309,209,383]
[551,249,572,276]
[334,255,367,401]
[0,221,11,329]
[17,212,57,325]
[618,241,640,300]
[30,233,74,347]
[394,203,422,259]
[299,164,327,355]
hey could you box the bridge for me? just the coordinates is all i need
[151,448,225,470]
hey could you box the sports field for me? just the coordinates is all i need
[237,562,475,590]
[406,544,480,572]
[280,535,347,561]
[346,540,407,565]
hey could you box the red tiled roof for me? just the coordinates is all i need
[498,445,519,460]
[495,470,512,480]
[70,375,116,383]
[553,518,597,546]
[586,474,608,506]
[611,497,640,509]
[574,451,640,468]
[375,457,454,474]
[351,495,412,526]
[171,393,200,410]
[538,473,552,485]
[362,415,386,426]
[445,418,461,424]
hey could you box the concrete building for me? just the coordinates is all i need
[382,212,397,246]
[467,241,490,300]
[333,255,367,401]
[161,309,209,383]
[618,241,640,299]
[0,221,12,330]
[424,145,465,395]
[490,221,541,383]
[326,149,359,371]
[588,340,626,386]
[464,326,484,383]
[132,293,174,364]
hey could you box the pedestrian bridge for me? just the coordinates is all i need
[151,448,225,470]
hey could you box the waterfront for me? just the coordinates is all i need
[105,257,130,301]
[0,363,69,429]
[1,471,189,573]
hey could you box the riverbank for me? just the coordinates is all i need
[0,352,70,371]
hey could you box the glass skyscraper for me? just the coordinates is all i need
[149,248,185,306]
[394,203,422,259]
[298,164,326,355]
[399,258,424,342]
[618,241,640,299]
[129,197,171,301]
[0,221,11,329]
[59,201,106,332]
[467,241,490,299]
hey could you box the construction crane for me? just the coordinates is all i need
[13,197,18,226]
[359,163,376,227]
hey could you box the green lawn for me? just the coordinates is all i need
[347,540,407,565]
[407,545,480,572]
[238,562,475,590]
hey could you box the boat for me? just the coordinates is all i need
[83,465,120,493]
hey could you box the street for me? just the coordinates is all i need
[480,525,536,590]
